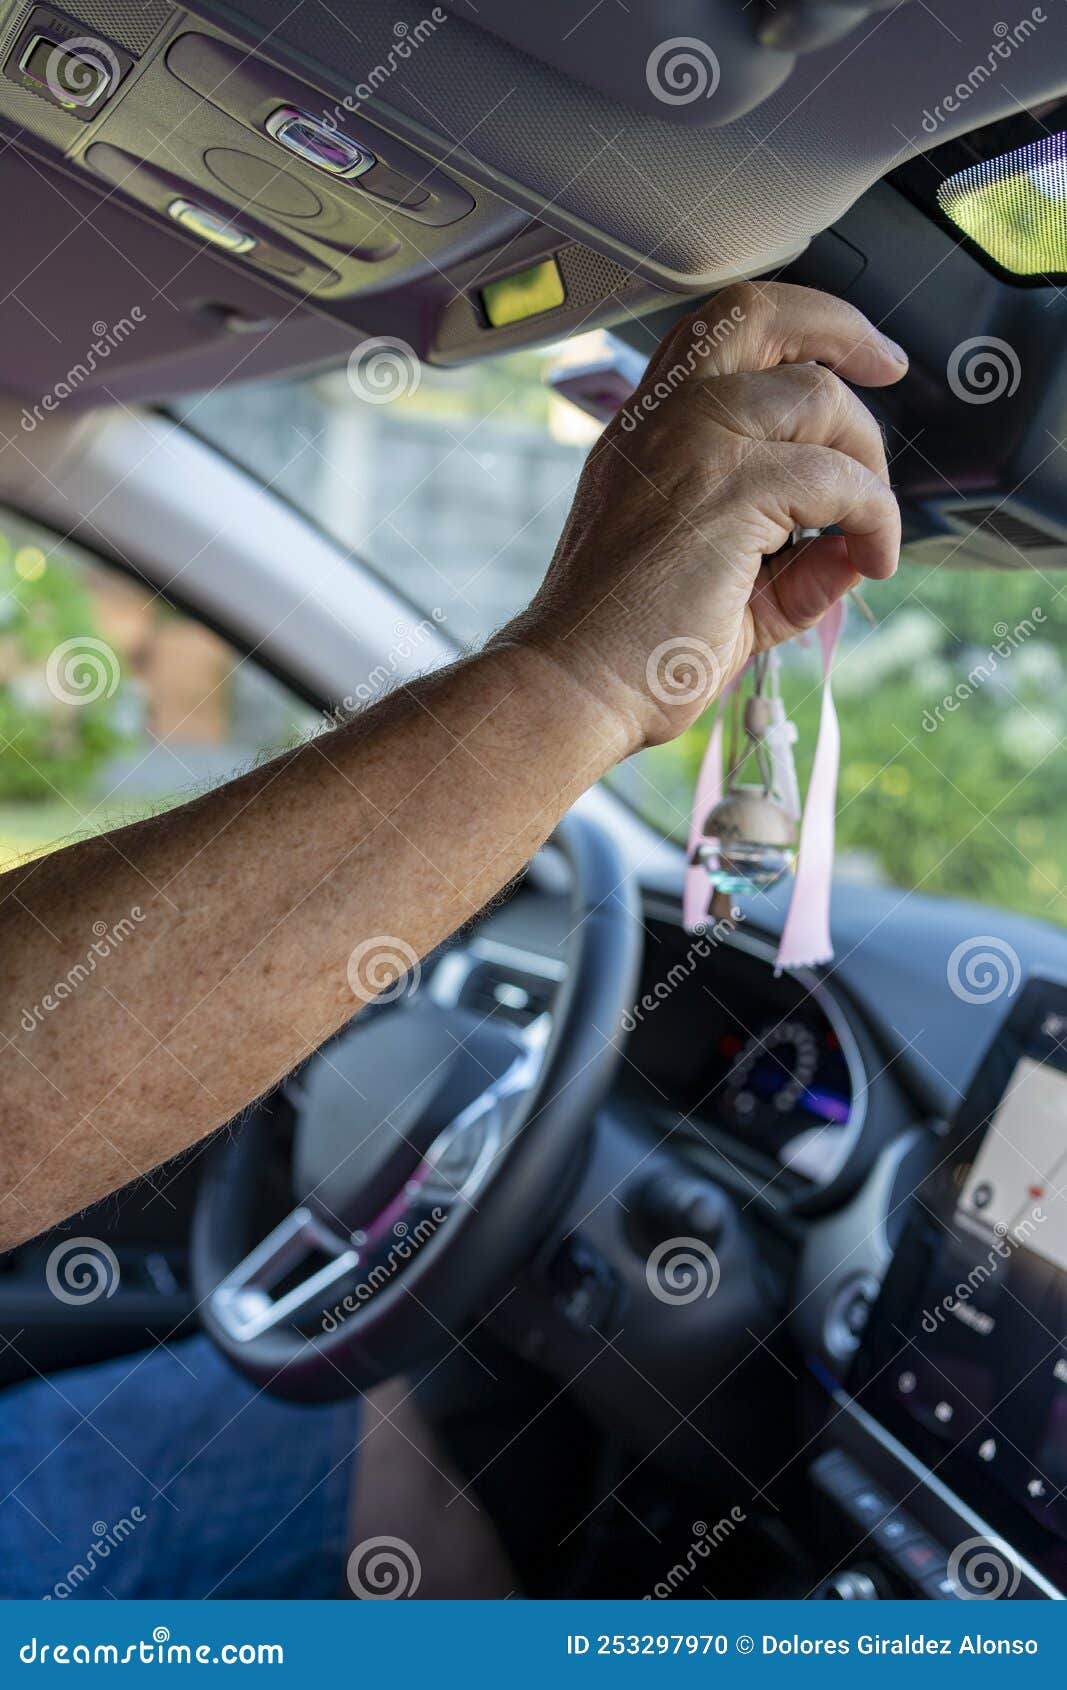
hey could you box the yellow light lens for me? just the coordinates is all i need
[481,258,566,328]
[938,133,1067,276]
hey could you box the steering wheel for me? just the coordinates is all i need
[191,812,641,1401]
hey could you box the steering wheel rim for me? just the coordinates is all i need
[191,810,641,1401]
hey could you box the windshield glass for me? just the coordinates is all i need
[179,346,1067,923]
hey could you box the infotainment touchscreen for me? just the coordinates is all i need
[850,975,1067,1592]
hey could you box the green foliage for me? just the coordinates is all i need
[629,562,1067,925]
[0,543,129,803]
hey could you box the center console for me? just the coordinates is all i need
[814,975,1067,1599]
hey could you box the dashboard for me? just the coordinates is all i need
[437,858,1067,1599]
[619,918,864,1200]
[849,975,1067,1597]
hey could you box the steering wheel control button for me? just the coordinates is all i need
[167,200,257,254]
[265,107,376,178]
[547,1239,618,1331]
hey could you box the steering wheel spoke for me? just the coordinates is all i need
[210,1206,359,1343]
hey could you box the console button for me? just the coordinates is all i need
[892,1536,948,1584]
[265,107,375,178]
[920,1571,960,1599]
[847,1485,893,1526]
[872,1512,923,1552]
[168,200,257,254]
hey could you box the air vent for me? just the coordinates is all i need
[950,505,1062,549]
[937,501,1067,569]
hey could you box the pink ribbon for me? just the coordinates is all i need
[683,599,845,972]
[775,597,844,971]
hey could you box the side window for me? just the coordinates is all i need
[0,510,319,870]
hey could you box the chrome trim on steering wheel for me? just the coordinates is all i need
[210,1011,553,1344]
[211,1207,359,1343]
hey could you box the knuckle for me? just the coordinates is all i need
[777,361,842,423]
[711,280,765,331]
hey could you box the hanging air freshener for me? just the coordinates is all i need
[693,653,798,912]
[684,597,845,972]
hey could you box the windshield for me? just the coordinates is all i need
[179,346,1067,924]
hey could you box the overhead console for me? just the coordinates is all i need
[0,0,686,406]
[1,0,1067,409]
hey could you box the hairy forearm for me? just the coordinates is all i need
[0,643,630,1248]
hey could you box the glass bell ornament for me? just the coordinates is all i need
[692,654,799,909]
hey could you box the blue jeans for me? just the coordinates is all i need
[0,1337,359,1598]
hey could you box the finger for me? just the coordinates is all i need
[733,440,901,580]
[696,364,890,484]
[750,534,861,648]
[646,281,908,392]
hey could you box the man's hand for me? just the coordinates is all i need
[506,281,908,748]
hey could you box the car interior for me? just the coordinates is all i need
[2,0,1067,1604]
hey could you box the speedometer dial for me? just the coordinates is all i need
[720,1015,851,1153]
[725,1019,819,1122]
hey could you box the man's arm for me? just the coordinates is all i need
[0,283,907,1248]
